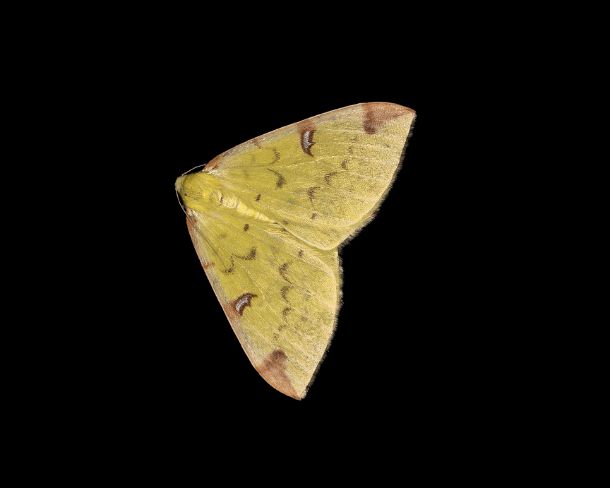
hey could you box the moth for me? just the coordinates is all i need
[176,103,416,399]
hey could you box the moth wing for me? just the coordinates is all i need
[206,102,415,249]
[186,207,340,399]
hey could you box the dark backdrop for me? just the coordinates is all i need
[10,6,544,474]
[68,47,504,440]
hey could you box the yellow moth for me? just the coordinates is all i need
[176,102,415,399]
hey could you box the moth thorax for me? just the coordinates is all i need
[214,191,238,209]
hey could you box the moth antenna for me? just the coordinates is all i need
[176,188,187,215]
[176,164,207,215]
[181,164,206,176]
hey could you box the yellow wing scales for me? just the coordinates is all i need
[177,102,415,399]
[206,103,414,249]
[186,208,339,399]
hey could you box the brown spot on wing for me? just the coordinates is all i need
[232,293,257,316]
[298,120,316,156]
[237,247,256,260]
[270,148,280,164]
[202,261,215,270]
[268,169,286,188]
[243,224,249,231]
[307,186,321,204]
[279,262,291,283]
[362,102,413,134]
[255,194,261,201]
[252,137,262,149]
[256,350,300,399]
[324,171,338,185]
[298,249,304,258]
[311,212,317,220]
[280,285,292,302]
[205,155,223,170]
[222,256,235,273]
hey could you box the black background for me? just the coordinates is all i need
[55,33,510,441]
[4,5,566,475]
[12,7,567,474]
[108,81,487,406]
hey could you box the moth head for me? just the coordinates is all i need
[175,173,215,210]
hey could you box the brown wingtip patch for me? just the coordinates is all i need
[297,120,316,156]
[205,155,223,170]
[362,102,414,134]
[256,350,300,400]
